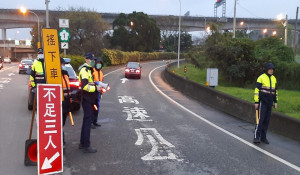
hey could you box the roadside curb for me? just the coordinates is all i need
[163,62,300,142]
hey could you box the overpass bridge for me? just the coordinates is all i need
[1,9,299,40]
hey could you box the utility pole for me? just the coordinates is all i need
[233,0,237,38]
[294,7,299,51]
[285,15,288,46]
[45,0,50,28]
[177,0,181,68]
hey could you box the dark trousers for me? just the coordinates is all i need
[92,93,101,124]
[254,100,272,140]
[92,106,99,125]
[80,99,93,148]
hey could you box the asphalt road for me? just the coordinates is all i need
[0,61,299,175]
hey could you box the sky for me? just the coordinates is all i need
[2,0,300,40]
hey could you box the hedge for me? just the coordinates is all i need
[101,49,178,66]
[65,50,180,71]
[64,54,85,72]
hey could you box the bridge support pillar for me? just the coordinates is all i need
[2,28,6,40]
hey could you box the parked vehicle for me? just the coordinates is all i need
[4,57,11,64]
[0,58,3,70]
[27,58,81,111]
[19,59,33,74]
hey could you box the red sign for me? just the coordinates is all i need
[37,84,63,175]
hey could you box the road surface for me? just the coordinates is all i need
[0,61,299,175]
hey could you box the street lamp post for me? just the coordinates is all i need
[45,0,50,28]
[20,7,40,48]
[263,28,268,38]
[233,0,237,38]
[284,15,288,46]
[177,0,181,68]
[277,14,288,45]
[14,31,19,59]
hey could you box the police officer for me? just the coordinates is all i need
[61,58,71,146]
[78,53,100,153]
[91,58,104,129]
[29,48,46,109]
[253,63,278,144]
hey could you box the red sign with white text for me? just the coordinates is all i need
[37,84,63,175]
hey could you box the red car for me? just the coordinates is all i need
[125,62,142,79]
[0,58,3,70]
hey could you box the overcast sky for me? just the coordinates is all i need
[3,0,300,40]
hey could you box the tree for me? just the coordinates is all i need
[63,8,109,56]
[161,32,193,52]
[30,8,109,56]
[110,11,161,52]
[205,32,257,85]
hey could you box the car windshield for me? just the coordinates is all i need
[65,64,77,79]
[127,62,140,68]
[21,60,33,64]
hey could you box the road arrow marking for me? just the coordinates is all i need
[41,152,60,170]
[120,78,128,84]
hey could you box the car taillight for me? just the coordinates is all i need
[136,69,140,73]
[125,68,130,73]
[69,81,80,87]
[19,63,23,68]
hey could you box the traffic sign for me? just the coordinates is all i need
[61,42,69,49]
[58,29,70,42]
[59,18,69,28]
[42,28,62,85]
[37,84,63,175]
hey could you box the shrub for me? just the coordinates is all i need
[204,32,297,89]
[101,49,177,66]
[64,54,85,72]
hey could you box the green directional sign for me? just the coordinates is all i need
[58,28,70,42]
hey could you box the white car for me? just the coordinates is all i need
[4,57,11,64]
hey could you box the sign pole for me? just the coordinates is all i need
[29,93,37,140]
[64,49,66,58]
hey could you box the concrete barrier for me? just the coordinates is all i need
[163,62,300,142]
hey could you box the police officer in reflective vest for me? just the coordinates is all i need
[30,48,46,88]
[253,63,278,144]
[29,48,46,110]
[61,58,71,146]
[91,58,104,129]
[78,53,99,153]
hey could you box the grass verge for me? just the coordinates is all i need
[172,63,300,120]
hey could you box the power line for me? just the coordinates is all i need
[237,2,262,18]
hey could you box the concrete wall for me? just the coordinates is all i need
[163,62,300,142]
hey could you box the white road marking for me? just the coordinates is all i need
[134,129,144,145]
[118,96,139,104]
[103,67,124,77]
[123,107,152,122]
[149,65,300,172]
[0,66,15,72]
[120,78,128,83]
[8,73,15,76]
[135,128,182,161]
[0,78,11,84]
